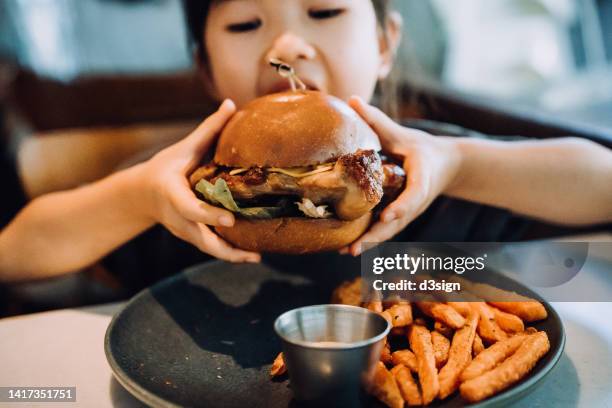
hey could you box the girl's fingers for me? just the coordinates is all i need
[195,224,261,263]
[349,96,431,153]
[382,188,426,226]
[348,167,432,256]
[168,181,235,227]
[179,99,236,158]
[349,187,431,256]
[381,158,426,222]
[349,96,403,149]
[171,217,260,263]
[349,218,404,256]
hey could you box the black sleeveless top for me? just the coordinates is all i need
[0,139,27,230]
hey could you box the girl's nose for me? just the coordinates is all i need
[265,31,316,64]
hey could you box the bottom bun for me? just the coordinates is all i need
[215,213,372,254]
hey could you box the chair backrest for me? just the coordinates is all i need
[409,83,612,149]
[18,121,198,198]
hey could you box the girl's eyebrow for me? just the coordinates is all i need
[211,0,237,8]
[213,0,248,6]
[211,0,256,12]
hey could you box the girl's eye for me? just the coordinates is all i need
[308,8,345,20]
[226,19,262,33]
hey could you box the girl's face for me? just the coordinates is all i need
[204,0,399,108]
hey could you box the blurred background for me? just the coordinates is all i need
[0,0,611,316]
[1,0,611,130]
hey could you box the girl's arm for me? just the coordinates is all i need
[344,97,612,255]
[0,100,260,282]
[446,137,612,226]
[0,164,153,281]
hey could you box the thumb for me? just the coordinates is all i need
[348,96,403,149]
[180,99,236,156]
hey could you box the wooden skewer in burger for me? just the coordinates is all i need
[189,59,406,254]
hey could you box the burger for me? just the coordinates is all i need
[189,91,406,254]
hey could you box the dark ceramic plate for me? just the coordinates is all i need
[105,256,565,408]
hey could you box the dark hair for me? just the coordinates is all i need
[182,0,399,117]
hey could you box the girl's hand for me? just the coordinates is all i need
[342,97,462,256]
[140,100,261,263]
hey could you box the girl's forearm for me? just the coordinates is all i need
[444,137,612,226]
[0,163,155,281]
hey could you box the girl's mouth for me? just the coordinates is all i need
[266,80,321,94]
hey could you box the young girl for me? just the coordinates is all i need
[1,0,611,282]
[174,0,612,255]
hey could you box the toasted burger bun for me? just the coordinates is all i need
[214,90,381,168]
[215,213,372,254]
[206,90,381,253]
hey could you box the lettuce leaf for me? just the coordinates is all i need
[194,178,285,219]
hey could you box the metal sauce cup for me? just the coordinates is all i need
[274,304,391,406]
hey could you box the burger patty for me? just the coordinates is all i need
[190,150,406,221]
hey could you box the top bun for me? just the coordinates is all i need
[214,91,381,168]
